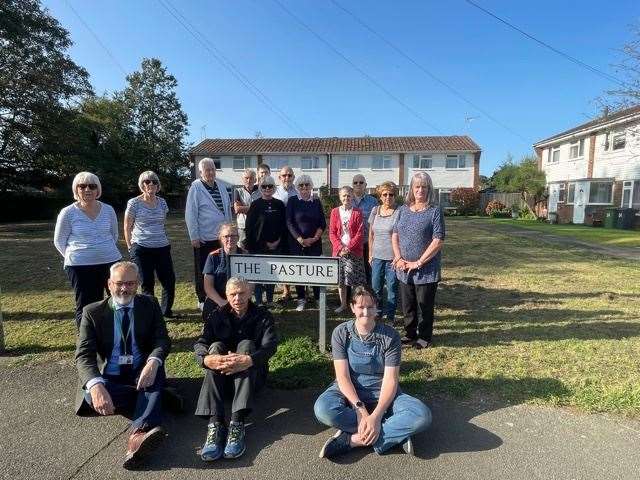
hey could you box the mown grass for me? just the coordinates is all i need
[1,213,639,416]
[482,217,640,248]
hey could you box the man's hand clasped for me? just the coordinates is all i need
[204,353,253,375]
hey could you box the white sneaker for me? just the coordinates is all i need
[334,305,346,314]
[295,300,305,312]
[401,436,414,455]
[198,301,204,312]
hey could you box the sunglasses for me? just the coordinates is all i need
[298,183,311,188]
[113,280,137,288]
[381,193,395,197]
[77,184,98,190]
[143,179,159,185]
[261,184,275,190]
[281,173,293,177]
[353,181,365,185]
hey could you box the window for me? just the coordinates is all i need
[633,181,640,209]
[446,154,466,169]
[439,189,451,207]
[622,181,634,207]
[558,183,566,203]
[413,154,432,169]
[606,131,626,151]
[267,156,289,169]
[340,155,359,170]
[588,182,613,204]
[567,183,575,204]
[301,155,321,170]
[372,154,392,169]
[232,156,252,170]
[211,157,221,169]
[568,139,585,159]
[550,147,560,163]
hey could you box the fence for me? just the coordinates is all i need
[479,192,525,212]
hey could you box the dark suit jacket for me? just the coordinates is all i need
[74,294,171,413]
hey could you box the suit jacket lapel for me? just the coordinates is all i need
[133,294,146,352]
[99,299,115,363]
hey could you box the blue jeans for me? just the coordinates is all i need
[314,384,431,454]
[371,258,398,321]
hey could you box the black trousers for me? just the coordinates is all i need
[65,263,113,330]
[399,281,439,341]
[363,242,371,284]
[129,244,176,316]
[195,340,267,420]
[193,240,220,303]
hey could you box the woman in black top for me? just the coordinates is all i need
[245,175,287,305]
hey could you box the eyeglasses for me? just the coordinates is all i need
[353,181,365,185]
[77,184,98,190]
[381,192,395,197]
[261,184,275,190]
[221,234,239,239]
[113,281,137,288]
[298,183,311,188]
[281,173,293,177]
[142,179,159,185]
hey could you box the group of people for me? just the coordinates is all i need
[53,158,444,468]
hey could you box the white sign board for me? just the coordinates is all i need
[229,254,339,286]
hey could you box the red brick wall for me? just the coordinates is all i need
[473,152,481,190]
[556,203,574,223]
[587,134,596,178]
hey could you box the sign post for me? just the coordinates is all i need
[229,254,340,352]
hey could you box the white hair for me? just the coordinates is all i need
[198,157,217,172]
[295,174,314,188]
[259,175,276,187]
[72,172,102,200]
[109,261,140,279]
[225,276,254,293]
[138,170,161,192]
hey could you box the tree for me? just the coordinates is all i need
[0,0,92,191]
[118,58,189,186]
[603,23,640,109]
[449,187,480,215]
[492,155,547,218]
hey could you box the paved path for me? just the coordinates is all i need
[1,362,639,480]
[466,219,640,261]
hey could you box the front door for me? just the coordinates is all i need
[573,181,588,224]
[548,184,559,213]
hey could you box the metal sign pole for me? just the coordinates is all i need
[318,286,326,353]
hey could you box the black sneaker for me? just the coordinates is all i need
[224,421,246,459]
[414,339,432,349]
[319,430,351,459]
[400,335,417,346]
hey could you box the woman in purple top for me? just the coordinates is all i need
[392,172,445,349]
[286,174,326,311]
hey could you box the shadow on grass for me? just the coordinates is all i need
[3,343,76,356]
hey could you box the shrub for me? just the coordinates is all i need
[485,200,506,216]
[450,188,480,215]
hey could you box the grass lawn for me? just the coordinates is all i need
[482,218,640,248]
[1,213,640,417]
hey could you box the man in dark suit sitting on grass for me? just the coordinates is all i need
[75,260,171,469]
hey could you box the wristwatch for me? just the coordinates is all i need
[355,400,365,410]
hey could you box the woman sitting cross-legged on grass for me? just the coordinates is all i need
[314,285,431,459]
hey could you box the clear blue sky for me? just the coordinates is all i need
[44,0,640,176]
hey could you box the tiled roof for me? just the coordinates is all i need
[534,104,640,146]
[189,135,481,155]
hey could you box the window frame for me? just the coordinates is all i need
[232,155,252,171]
[558,183,567,203]
[567,182,575,204]
[371,154,392,170]
[622,180,634,208]
[340,155,359,170]
[445,154,467,169]
[588,181,614,205]
[550,147,560,163]
[412,154,432,169]
[301,155,321,170]
[568,139,585,159]
[211,156,222,170]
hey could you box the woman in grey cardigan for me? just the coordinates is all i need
[185,158,232,310]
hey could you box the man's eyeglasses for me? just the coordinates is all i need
[261,184,275,190]
[221,234,239,239]
[298,183,311,188]
[142,179,159,185]
[113,281,137,288]
[281,173,293,177]
[353,181,365,185]
[77,184,98,190]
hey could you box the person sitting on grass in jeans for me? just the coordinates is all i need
[314,285,431,459]
[194,276,278,461]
